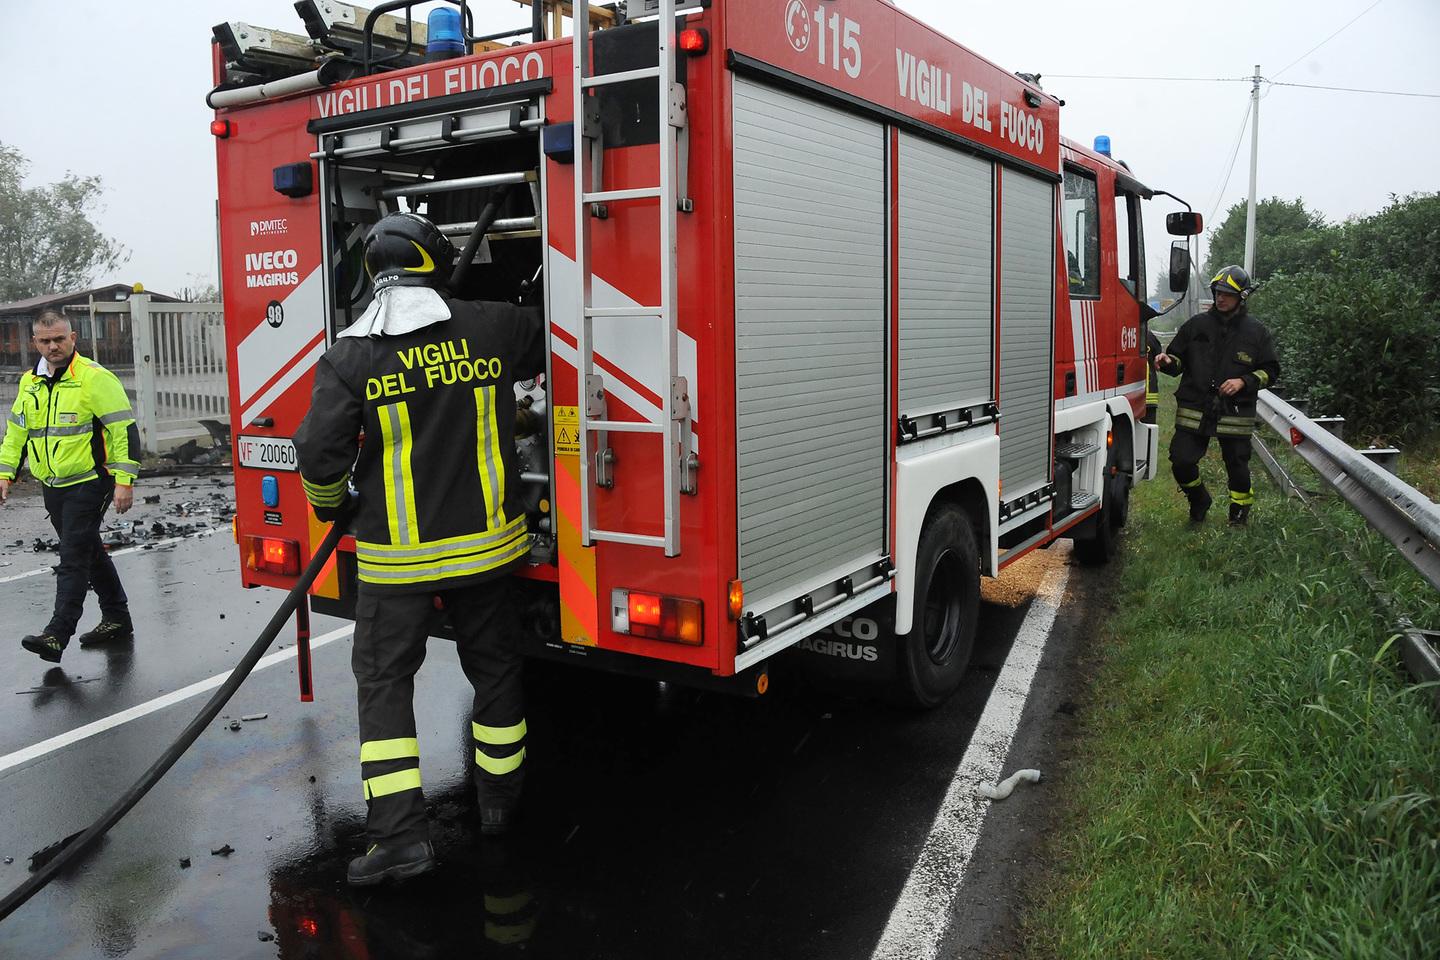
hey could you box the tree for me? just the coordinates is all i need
[1203,197,1329,281]
[0,142,128,302]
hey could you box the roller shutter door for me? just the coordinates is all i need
[898,133,994,417]
[998,169,1055,495]
[732,79,887,607]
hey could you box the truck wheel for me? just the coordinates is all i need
[893,504,980,709]
[1075,445,1126,566]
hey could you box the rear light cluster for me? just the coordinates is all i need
[611,589,702,645]
[245,535,300,576]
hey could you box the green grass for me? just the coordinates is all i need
[1024,397,1440,959]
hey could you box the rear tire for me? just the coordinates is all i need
[892,504,980,709]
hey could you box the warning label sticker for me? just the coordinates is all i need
[554,405,580,456]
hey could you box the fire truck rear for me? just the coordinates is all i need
[211,0,1200,706]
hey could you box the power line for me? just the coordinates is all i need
[1045,73,1250,83]
[1273,0,1384,78]
[1202,99,1253,237]
[1267,79,1440,100]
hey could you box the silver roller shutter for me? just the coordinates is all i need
[898,133,994,416]
[732,79,886,606]
[998,169,1055,495]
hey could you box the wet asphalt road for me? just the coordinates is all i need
[0,478,1085,960]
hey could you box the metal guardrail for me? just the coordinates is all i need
[1255,389,1440,706]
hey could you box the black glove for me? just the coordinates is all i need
[313,490,358,524]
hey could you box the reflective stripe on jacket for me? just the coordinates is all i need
[294,299,545,593]
[0,353,140,487]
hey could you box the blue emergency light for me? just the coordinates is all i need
[426,8,464,61]
[261,475,280,508]
[1094,135,1112,156]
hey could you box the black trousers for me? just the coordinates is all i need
[41,476,129,642]
[1169,429,1253,503]
[353,577,526,844]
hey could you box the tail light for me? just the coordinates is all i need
[678,27,709,55]
[211,119,232,138]
[611,589,703,645]
[245,535,300,576]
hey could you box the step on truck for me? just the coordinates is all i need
[211,0,1201,707]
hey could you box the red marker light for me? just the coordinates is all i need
[245,535,300,575]
[297,916,320,938]
[678,27,709,54]
[628,591,663,628]
[210,119,232,138]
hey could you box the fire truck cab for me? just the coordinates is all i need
[212,0,1198,707]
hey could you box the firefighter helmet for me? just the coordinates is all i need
[363,213,456,290]
[1210,264,1253,300]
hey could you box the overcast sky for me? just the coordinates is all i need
[1,0,1436,297]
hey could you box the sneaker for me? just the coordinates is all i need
[77,619,134,647]
[346,840,436,886]
[21,634,66,663]
[1228,503,1251,526]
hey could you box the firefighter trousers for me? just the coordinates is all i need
[1169,429,1254,505]
[42,476,130,642]
[352,577,526,845]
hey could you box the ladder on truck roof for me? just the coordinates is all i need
[571,0,694,557]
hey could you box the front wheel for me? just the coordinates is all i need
[1074,442,1129,566]
[891,504,981,709]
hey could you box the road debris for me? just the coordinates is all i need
[179,857,191,869]
[241,713,268,722]
[143,495,161,504]
[228,720,242,731]
[210,844,234,857]
[977,768,1042,801]
[3,857,13,865]
[257,931,275,942]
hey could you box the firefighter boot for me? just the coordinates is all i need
[77,619,134,647]
[21,633,66,663]
[1183,485,1213,524]
[1228,489,1254,526]
[480,805,514,837]
[346,840,436,886]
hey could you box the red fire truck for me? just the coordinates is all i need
[211,0,1199,707]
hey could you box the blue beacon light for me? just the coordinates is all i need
[261,475,280,508]
[426,8,465,61]
[1093,135,1112,156]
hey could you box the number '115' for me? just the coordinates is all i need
[813,7,862,79]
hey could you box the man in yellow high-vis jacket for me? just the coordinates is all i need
[0,308,140,662]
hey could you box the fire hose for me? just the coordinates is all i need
[0,520,346,923]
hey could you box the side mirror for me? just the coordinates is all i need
[1166,211,1203,236]
[1169,240,1191,294]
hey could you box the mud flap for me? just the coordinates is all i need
[782,595,898,690]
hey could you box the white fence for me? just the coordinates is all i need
[0,294,226,453]
[128,294,227,450]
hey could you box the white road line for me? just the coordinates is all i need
[0,624,354,775]
[0,529,220,585]
[871,560,1072,960]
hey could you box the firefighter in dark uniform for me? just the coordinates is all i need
[294,213,544,885]
[1155,265,1279,525]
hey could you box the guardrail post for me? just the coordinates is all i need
[1358,447,1401,474]
[1313,415,1345,440]
[128,292,159,454]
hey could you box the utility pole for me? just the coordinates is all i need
[1243,64,1261,275]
